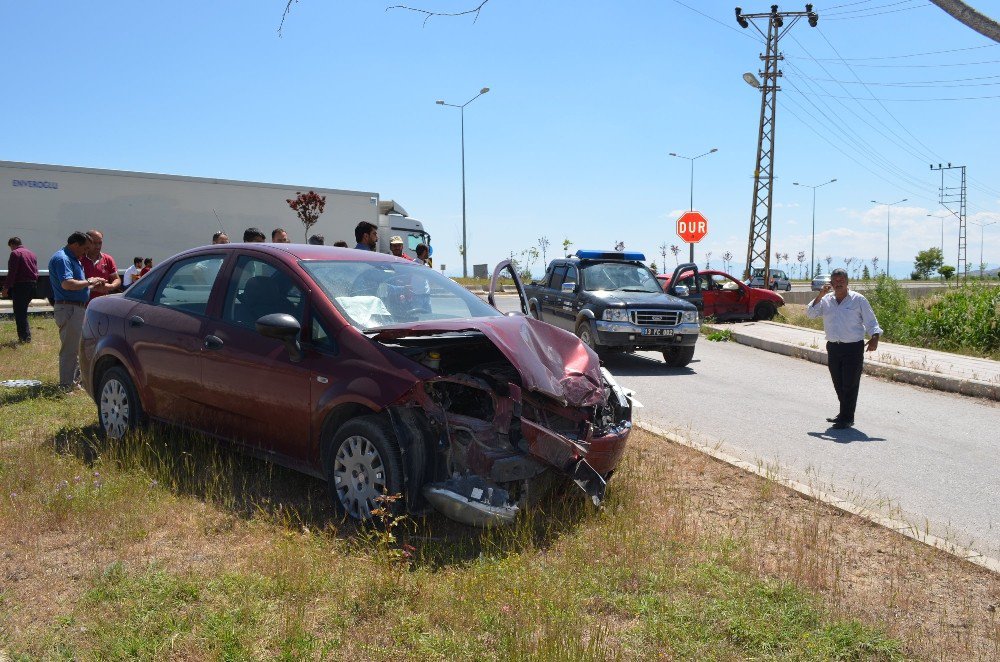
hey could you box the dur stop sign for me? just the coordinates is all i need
[676,211,709,243]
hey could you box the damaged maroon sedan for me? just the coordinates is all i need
[80,244,633,526]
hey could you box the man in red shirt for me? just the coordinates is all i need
[82,230,121,301]
[4,236,39,342]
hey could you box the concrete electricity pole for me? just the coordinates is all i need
[736,4,819,281]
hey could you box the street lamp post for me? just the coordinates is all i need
[437,87,490,278]
[669,148,718,263]
[969,220,998,276]
[793,178,836,279]
[871,198,907,277]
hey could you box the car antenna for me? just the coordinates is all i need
[212,209,227,234]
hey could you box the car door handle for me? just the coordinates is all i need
[128,315,144,328]
[204,335,224,350]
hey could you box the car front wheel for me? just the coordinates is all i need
[324,416,404,521]
[576,321,601,353]
[662,345,695,368]
[753,302,777,321]
[97,366,145,439]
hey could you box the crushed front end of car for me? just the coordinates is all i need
[373,316,633,527]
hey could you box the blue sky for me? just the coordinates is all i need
[3,0,999,277]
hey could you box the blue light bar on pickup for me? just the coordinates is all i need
[575,249,647,261]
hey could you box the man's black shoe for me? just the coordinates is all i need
[826,415,844,423]
[831,420,854,429]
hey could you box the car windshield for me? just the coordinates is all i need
[301,260,502,331]
[581,262,662,293]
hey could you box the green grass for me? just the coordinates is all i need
[0,319,916,659]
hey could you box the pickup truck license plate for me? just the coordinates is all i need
[641,327,674,337]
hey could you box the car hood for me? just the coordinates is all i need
[371,315,604,407]
[589,290,695,309]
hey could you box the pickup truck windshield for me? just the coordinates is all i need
[302,260,501,331]
[581,262,662,293]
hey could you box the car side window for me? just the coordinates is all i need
[564,265,578,289]
[152,255,224,316]
[549,265,567,290]
[222,256,305,330]
[310,307,337,352]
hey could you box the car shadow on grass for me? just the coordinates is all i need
[807,426,887,444]
[45,421,593,564]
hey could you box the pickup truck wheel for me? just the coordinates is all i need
[323,416,404,522]
[576,321,600,353]
[662,345,695,368]
[753,302,777,321]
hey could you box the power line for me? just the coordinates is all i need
[790,89,1000,100]
[826,4,933,21]
[819,0,877,10]
[807,57,1000,67]
[668,1,762,42]
[824,0,925,18]
[800,73,1000,87]
[784,43,998,61]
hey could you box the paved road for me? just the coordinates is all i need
[494,297,1000,559]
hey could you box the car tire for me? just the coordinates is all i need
[576,320,601,353]
[662,345,695,368]
[97,366,145,440]
[785,282,792,291]
[753,302,777,321]
[324,415,404,522]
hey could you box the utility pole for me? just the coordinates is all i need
[736,4,818,281]
[931,163,968,280]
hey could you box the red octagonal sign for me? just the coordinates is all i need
[676,210,709,243]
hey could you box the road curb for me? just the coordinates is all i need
[705,323,1000,401]
[637,421,1000,575]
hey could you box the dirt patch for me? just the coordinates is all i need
[634,430,1000,659]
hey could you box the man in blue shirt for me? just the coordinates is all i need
[49,231,106,390]
[354,221,378,251]
[806,268,882,429]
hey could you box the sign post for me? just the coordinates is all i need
[676,211,709,263]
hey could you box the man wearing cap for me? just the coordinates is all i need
[389,236,413,260]
[806,268,882,429]
[49,231,106,390]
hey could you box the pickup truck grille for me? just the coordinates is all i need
[630,309,681,326]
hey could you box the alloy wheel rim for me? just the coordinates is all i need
[333,435,387,519]
[100,379,130,439]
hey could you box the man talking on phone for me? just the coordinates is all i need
[806,268,882,429]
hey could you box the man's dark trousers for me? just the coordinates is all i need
[827,340,864,422]
[11,282,36,342]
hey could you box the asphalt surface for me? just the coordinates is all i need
[492,296,1000,560]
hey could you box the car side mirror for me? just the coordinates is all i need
[561,282,576,294]
[672,285,690,297]
[256,313,303,362]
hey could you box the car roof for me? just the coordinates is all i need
[171,243,404,264]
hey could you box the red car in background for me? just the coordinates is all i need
[658,269,784,322]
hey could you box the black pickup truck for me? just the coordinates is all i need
[519,251,701,367]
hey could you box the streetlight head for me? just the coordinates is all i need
[668,152,678,157]
[793,182,800,186]
[830,178,837,183]
[480,87,490,94]
[435,100,444,105]
[743,72,761,88]
[709,148,718,153]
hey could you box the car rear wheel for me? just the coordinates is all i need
[785,282,792,291]
[753,302,777,321]
[576,321,600,353]
[324,416,404,521]
[662,345,695,368]
[97,366,145,439]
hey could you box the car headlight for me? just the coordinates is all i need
[681,310,699,324]
[602,308,629,322]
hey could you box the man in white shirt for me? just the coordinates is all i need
[806,268,882,429]
[122,256,143,289]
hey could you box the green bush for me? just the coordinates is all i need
[864,276,912,344]
[911,284,1000,354]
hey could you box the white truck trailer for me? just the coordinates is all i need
[0,160,431,299]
